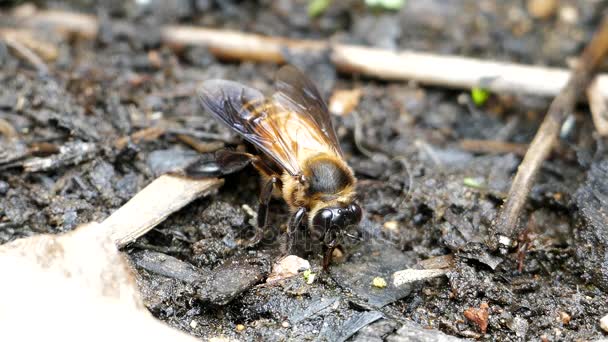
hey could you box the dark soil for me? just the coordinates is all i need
[1,0,608,341]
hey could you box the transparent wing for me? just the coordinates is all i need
[272,65,343,156]
[198,79,301,175]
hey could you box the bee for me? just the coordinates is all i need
[188,65,362,269]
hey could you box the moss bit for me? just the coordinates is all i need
[372,276,387,288]
[308,0,332,17]
[303,269,316,284]
[463,177,484,189]
[365,0,405,11]
[471,87,490,106]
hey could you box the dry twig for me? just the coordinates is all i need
[492,15,608,251]
[459,139,529,156]
[2,34,48,74]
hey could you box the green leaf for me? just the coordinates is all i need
[471,87,490,106]
[308,0,332,17]
[365,0,405,10]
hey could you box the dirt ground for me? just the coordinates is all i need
[1,0,608,341]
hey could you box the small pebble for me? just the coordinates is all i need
[267,255,310,283]
[190,320,198,329]
[383,221,399,231]
[329,88,362,116]
[236,324,246,332]
[0,180,8,195]
[372,277,387,289]
[281,321,290,328]
[559,6,578,24]
[600,314,608,333]
[558,311,571,325]
[526,0,558,19]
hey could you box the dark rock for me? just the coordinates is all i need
[3,194,33,225]
[574,159,608,291]
[183,45,216,68]
[195,254,270,305]
[114,172,141,201]
[457,243,503,270]
[387,321,463,342]
[147,148,199,176]
[131,250,205,284]
[0,180,9,195]
[288,296,339,324]
[0,91,17,109]
[354,15,402,50]
[332,243,415,307]
[352,319,401,342]
[88,160,116,201]
[194,0,211,12]
[317,311,383,342]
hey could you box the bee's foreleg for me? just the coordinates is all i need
[182,149,256,178]
[257,176,278,230]
[283,207,307,255]
[322,239,337,271]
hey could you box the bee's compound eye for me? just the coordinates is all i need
[312,209,333,229]
[348,203,362,225]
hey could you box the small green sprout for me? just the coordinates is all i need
[463,177,484,189]
[471,87,490,106]
[303,269,316,284]
[308,0,332,17]
[365,0,405,11]
[372,276,387,288]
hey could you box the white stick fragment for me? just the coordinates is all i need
[587,78,608,136]
[393,268,447,287]
[331,45,608,99]
[104,175,223,248]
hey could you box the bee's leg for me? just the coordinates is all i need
[257,176,278,230]
[182,149,256,178]
[283,207,307,255]
[322,239,337,271]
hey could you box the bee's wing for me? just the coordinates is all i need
[272,65,343,156]
[198,80,301,175]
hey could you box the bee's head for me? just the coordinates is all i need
[310,203,362,246]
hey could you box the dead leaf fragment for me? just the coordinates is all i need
[329,88,362,116]
[464,302,490,334]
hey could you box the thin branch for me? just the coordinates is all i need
[459,139,529,156]
[2,35,48,74]
[11,9,608,99]
[492,14,608,251]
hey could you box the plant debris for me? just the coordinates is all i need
[464,302,490,334]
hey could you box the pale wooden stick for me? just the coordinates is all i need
[104,175,223,248]
[587,78,608,136]
[15,9,608,99]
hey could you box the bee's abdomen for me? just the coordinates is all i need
[306,156,352,195]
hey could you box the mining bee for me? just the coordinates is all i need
[189,65,362,269]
